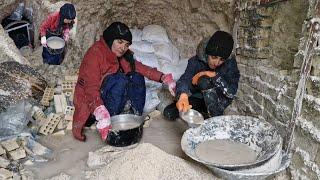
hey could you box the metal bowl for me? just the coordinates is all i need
[179,109,204,128]
[208,150,290,180]
[181,115,282,170]
[46,36,65,55]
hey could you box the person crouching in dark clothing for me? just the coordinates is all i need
[163,31,240,120]
[72,22,176,141]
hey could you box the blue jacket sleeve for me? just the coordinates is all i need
[176,57,201,99]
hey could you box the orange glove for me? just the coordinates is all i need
[176,93,192,112]
[192,71,216,85]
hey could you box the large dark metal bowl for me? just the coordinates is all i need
[106,114,146,147]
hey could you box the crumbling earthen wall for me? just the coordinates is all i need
[233,0,320,179]
[57,0,235,65]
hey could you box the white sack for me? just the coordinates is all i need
[160,59,188,81]
[130,28,143,42]
[142,25,170,43]
[153,42,180,64]
[130,41,155,54]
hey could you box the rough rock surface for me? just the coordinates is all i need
[0,61,46,112]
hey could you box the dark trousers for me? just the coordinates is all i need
[101,72,146,116]
[42,46,65,65]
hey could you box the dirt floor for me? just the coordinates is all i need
[25,115,198,179]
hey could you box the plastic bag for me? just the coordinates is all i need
[9,3,25,21]
[0,101,32,139]
[144,88,161,114]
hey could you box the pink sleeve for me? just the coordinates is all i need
[39,12,58,37]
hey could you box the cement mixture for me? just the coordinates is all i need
[195,139,257,165]
[47,39,65,49]
[85,143,215,180]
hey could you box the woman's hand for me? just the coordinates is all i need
[162,73,176,96]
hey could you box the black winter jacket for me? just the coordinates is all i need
[176,42,240,110]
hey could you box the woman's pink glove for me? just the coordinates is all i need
[93,105,112,140]
[96,119,112,141]
[162,73,176,96]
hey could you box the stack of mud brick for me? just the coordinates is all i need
[0,139,27,179]
[37,75,78,135]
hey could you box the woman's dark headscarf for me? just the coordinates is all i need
[103,22,134,70]
[57,3,76,34]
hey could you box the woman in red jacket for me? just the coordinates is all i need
[72,22,176,141]
[39,3,76,65]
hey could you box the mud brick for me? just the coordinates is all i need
[0,156,9,168]
[0,168,13,179]
[1,140,19,152]
[40,87,54,106]
[39,113,62,135]
[64,106,75,115]
[9,148,26,161]
[61,80,76,92]
[0,146,5,155]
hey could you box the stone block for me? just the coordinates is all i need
[0,146,5,155]
[255,28,270,39]
[1,140,19,152]
[294,128,319,161]
[32,108,47,126]
[61,80,76,92]
[39,113,62,135]
[291,149,319,180]
[9,148,26,160]
[301,96,320,129]
[0,168,13,179]
[306,76,320,98]
[64,106,75,115]
[257,6,274,16]
[54,95,67,114]
[0,156,9,168]
[262,110,286,137]
[41,87,54,107]
[259,17,273,27]
[64,75,78,82]
[255,38,269,48]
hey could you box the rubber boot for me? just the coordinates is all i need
[163,102,179,121]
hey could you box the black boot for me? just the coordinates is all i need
[163,102,179,121]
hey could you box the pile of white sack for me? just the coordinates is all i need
[130,25,188,113]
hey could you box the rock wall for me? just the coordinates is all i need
[232,0,320,179]
[59,0,235,66]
